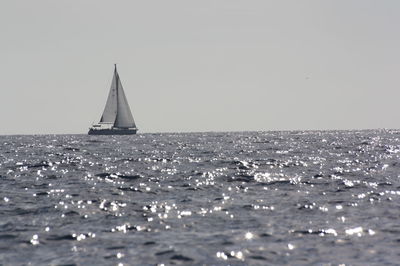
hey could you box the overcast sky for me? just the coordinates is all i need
[1,1,399,134]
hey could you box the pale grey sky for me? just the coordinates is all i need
[1,0,399,134]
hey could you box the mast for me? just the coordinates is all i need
[115,64,119,122]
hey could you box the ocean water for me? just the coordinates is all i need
[1,130,400,265]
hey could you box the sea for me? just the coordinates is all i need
[1,130,400,265]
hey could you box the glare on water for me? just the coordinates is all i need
[0,130,399,264]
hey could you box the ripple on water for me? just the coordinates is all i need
[0,130,399,264]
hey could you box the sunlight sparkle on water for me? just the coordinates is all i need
[216,251,228,260]
[30,234,39,245]
[345,227,364,236]
[1,131,398,265]
[245,232,254,240]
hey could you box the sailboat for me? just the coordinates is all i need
[88,65,138,135]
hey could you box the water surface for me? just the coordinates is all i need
[1,130,400,265]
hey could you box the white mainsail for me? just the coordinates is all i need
[114,73,136,128]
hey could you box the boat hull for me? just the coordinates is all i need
[88,128,137,135]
